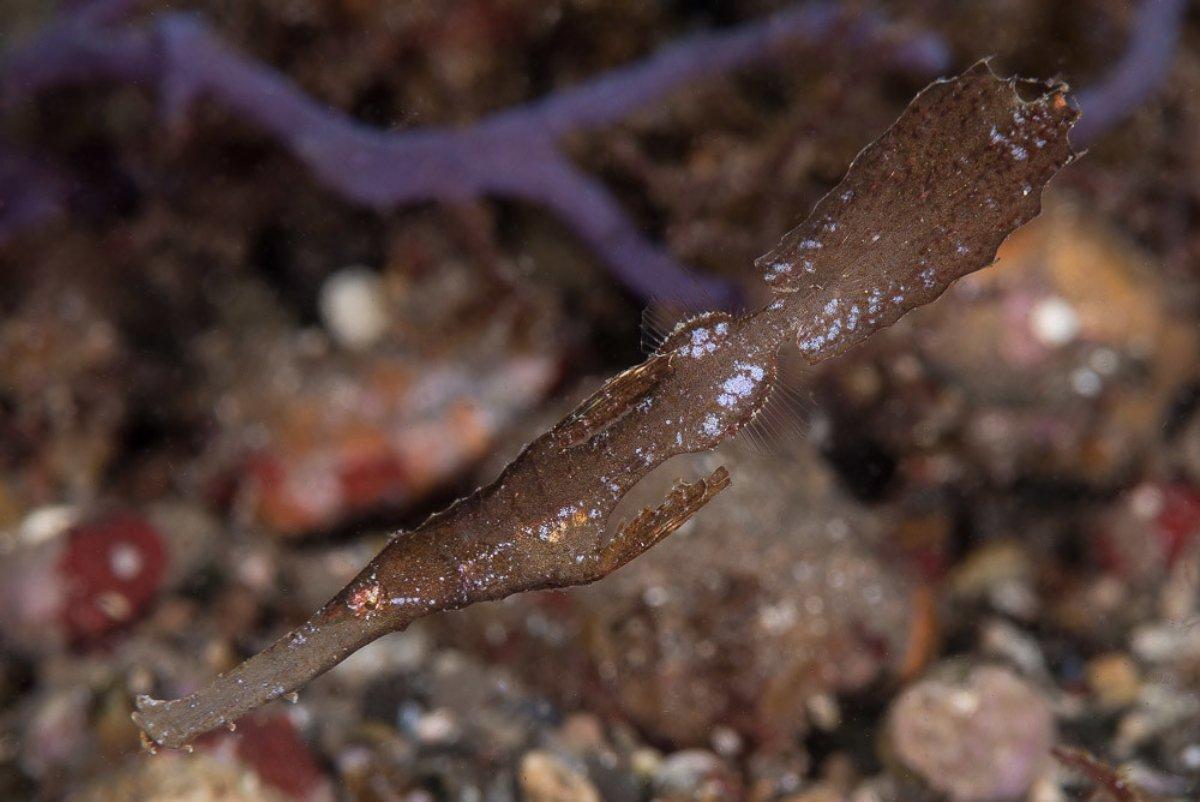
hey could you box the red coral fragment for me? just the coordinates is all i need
[233,715,328,802]
[57,512,167,641]
[198,713,330,802]
[1154,481,1200,567]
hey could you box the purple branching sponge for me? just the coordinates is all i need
[0,0,948,307]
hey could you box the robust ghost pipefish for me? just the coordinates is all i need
[134,62,1079,749]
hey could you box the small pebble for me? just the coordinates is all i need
[654,750,740,802]
[1085,653,1140,708]
[518,750,599,802]
[886,664,1055,801]
[1029,296,1079,346]
[318,267,390,350]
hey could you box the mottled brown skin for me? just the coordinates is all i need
[134,62,1078,749]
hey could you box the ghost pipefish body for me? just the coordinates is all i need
[133,62,1079,749]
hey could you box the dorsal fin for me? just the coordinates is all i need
[654,311,736,356]
[639,304,676,356]
[639,267,744,356]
